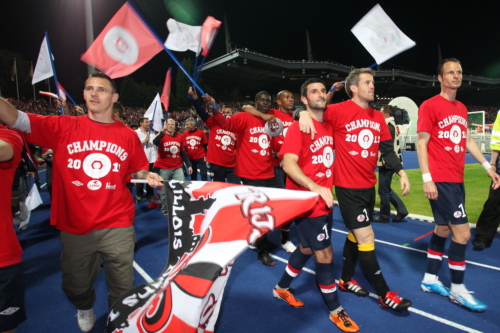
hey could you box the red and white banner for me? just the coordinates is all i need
[106,181,318,333]
[81,2,163,79]
[200,16,221,57]
[57,82,67,100]
[164,19,202,54]
[160,68,172,112]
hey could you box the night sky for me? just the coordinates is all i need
[2,0,500,97]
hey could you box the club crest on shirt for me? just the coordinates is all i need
[357,214,365,222]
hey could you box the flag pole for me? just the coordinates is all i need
[44,32,64,115]
[31,62,36,101]
[126,2,214,106]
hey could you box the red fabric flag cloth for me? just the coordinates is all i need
[105,181,318,333]
[200,16,221,57]
[160,68,172,111]
[57,83,66,100]
[80,2,163,79]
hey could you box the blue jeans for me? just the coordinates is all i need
[158,168,185,214]
[378,167,407,219]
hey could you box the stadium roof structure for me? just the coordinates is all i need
[200,48,500,106]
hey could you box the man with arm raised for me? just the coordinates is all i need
[0,71,163,332]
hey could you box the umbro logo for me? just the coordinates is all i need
[349,151,359,155]
[375,270,381,275]
[444,147,452,151]
[0,307,19,315]
[72,181,83,186]
[316,172,325,177]
[251,149,258,153]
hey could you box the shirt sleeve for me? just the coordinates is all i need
[417,100,433,133]
[279,123,302,159]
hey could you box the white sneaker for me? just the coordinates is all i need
[77,308,96,332]
[281,240,297,253]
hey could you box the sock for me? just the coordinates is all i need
[340,232,358,282]
[277,248,311,289]
[316,262,340,312]
[330,306,344,315]
[450,283,467,295]
[357,243,389,298]
[425,233,447,275]
[422,273,438,285]
[448,240,466,285]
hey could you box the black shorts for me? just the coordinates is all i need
[430,182,468,225]
[335,186,375,230]
[296,213,333,251]
[0,263,26,331]
[240,177,278,188]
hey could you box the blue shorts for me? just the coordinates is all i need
[430,182,468,225]
[335,186,375,229]
[295,213,333,251]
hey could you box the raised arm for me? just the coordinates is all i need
[325,82,344,105]
[0,97,20,126]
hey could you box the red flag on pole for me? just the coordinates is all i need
[80,2,163,79]
[160,68,172,111]
[57,82,67,100]
[200,16,221,57]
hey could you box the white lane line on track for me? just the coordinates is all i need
[332,228,500,272]
[133,261,153,283]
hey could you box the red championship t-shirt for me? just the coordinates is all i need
[183,128,207,160]
[280,119,335,217]
[154,132,185,170]
[0,126,23,267]
[324,100,392,189]
[269,109,294,167]
[205,116,237,167]
[25,114,149,235]
[213,112,274,179]
[417,95,468,183]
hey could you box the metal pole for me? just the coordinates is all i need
[85,0,95,75]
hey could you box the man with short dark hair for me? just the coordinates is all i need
[296,69,412,312]
[273,78,359,332]
[373,104,408,223]
[417,58,500,311]
[112,102,126,123]
[0,71,164,332]
[198,91,279,266]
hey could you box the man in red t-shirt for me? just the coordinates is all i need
[182,118,208,181]
[197,92,278,266]
[272,78,359,333]
[296,68,412,312]
[188,88,240,184]
[0,72,164,332]
[417,58,500,311]
[243,91,297,253]
[0,125,25,333]
[153,118,192,215]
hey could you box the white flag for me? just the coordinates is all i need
[165,19,202,54]
[19,185,43,230]
[32,36,54,84]
[144,93,163,132]
[351,4,415,65]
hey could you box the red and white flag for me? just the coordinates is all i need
[32,37,54,84]
[81,2,163,79]
[200,16,221,57]
[57,82,67,100]
[106,181,318,333]
[160,68,172,111]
